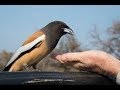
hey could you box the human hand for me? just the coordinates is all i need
[51,50,120,79]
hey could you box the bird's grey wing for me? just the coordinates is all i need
[5,35,45,67]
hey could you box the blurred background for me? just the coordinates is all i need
[0,5,120,72]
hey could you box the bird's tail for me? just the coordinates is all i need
[3,67,10,71]
[2,63,13,71]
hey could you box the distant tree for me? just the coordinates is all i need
[0,50,13,70]
[90,20,120,59]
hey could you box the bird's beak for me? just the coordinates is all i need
[63,28,74,35]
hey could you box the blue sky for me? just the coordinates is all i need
[0,5,120,52]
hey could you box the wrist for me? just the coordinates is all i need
[102,60,120,79]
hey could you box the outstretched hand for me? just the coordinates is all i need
[51,50,120,79]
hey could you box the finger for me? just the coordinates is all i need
[51,53,91,70]
[51,52,83,63]
[51,53,64,63]
[65,61,88,70]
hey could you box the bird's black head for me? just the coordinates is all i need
[42,21,74,36]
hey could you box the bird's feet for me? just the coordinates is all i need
[32,65,41,72]
[23,63,32,72]
[23,63,40,72]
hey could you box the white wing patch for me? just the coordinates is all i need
[5,34,46,67]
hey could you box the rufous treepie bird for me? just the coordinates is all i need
[3,21,74,72]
